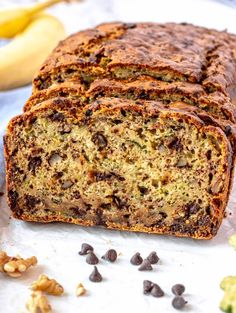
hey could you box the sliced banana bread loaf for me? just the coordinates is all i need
[4,97,234,239]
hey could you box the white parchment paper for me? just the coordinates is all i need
[1,1,236,312]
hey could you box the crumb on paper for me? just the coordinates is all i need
[76,283,86,297]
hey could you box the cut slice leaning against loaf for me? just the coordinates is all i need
[4,97,233,239]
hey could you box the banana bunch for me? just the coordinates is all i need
[0,0,75,90]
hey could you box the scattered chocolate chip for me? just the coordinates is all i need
[138,259,153,271]
[102,249,117,262]
[89,266,103,282]
[79,243,94,255]
[130,252,143,265]
[171,284,185,296]
[172,296,187,310]
[0,192,4,197]
[143,280,153,294]
[147,251,159,264]
[151,284,164,297]
[86,252,99,265]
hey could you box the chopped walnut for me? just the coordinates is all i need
[76,283,86,297]
[0,251,11,272]
[31,274,64,296]
[26,291,52,313]
[0,251,37,277]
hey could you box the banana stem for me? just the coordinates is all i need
[28,0,67,15]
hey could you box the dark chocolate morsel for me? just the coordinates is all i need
[79,243,94,255]
[89,266,103,282]
[102,249,117,262]
[147,251,159,264]
[171,284,185,296]
[86,252,99,265]
[151,284,164,297]
[138,259,153,271]
[172,296,187,310]
[130,252,143,265]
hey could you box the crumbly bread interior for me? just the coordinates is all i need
[6,101,230,238]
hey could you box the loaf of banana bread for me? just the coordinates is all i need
[4,22,236,239]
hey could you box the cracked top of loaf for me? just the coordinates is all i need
[33,22,236,98]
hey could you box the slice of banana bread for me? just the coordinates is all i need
[4,97,233,239]
[25,76,236,123]
[32,22,236,100]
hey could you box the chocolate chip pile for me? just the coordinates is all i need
[78,243,189,310]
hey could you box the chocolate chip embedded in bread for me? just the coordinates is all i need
[92,132,107,149]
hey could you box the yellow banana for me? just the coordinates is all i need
[0,0,71,38]
[0,13,66,91]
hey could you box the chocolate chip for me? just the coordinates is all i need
[79,243,94,255]
[225,125,232,136]
[171,284,185,296]
[50,112,65,122]
[143,280,153,294]
[85,109,93,117]
[8,190,19,208]
[138,259,153,271]
[0,192,4,197]
[86,252,99,265]
[92,132,108,149]
[102,249,117,262]
[130,252,143,265]
[151,284,164,297]
[147,251,159,264]
[172,296,187,310]
[89,266,103,282]
[28,156,42,174]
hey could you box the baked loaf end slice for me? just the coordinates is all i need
[4,97,233,239]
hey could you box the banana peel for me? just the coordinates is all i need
[0,13,66,91]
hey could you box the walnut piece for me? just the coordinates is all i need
[0,251,37,277]
[31,274,64,296]
[0,251,11,272]
[26,291,52,313]
[76,283,86,297]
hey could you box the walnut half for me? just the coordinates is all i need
[0,250,37,278]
